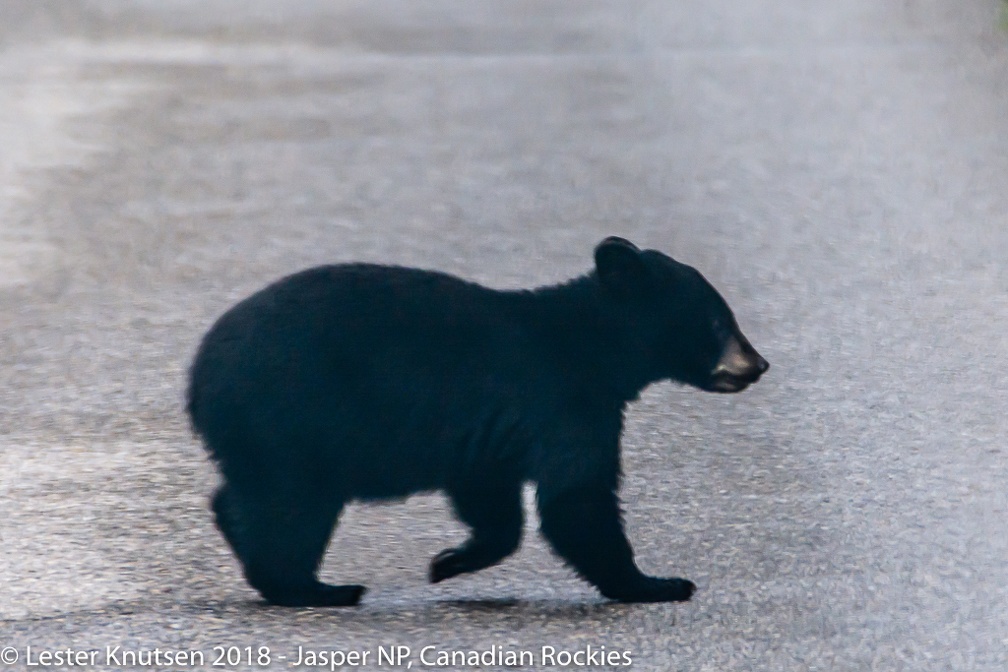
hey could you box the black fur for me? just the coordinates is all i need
[187,237,767,606]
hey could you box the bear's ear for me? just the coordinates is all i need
[594,237,649,296]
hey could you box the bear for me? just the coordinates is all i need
[186,236,768,607]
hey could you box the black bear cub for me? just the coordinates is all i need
[187,237,768,607]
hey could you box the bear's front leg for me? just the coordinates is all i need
[536,485,695,603]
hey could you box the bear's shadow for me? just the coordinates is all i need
[239,595,640,627]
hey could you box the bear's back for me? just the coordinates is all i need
[232,263,502,331]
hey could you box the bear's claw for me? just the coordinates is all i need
[429,547,467,583]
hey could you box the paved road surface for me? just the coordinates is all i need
[1,1,1007,670]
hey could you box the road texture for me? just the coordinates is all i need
[1,1,1007,670]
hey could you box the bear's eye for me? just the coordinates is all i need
[711,317,730,340]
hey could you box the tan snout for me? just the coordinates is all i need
[709,336,769,392]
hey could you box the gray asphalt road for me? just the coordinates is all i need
[1,1,1007,670]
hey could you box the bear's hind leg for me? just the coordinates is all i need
[430,480,523,583]
[212,484,365,607]
[537,485,695,603]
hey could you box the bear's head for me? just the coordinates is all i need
[594,236,769,393]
